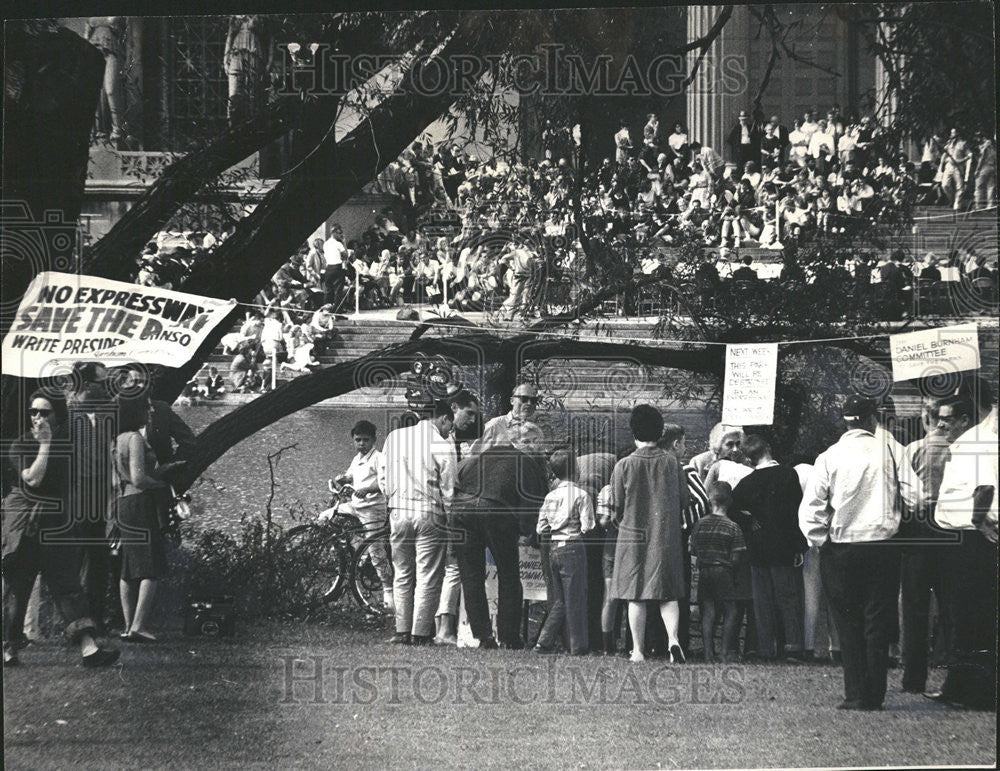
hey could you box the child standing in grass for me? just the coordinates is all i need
[334,420,393,612]
[534,448,595,655]
[689,482,746,663]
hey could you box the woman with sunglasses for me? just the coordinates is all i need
[2,391,119,667]
[111,396,186,643]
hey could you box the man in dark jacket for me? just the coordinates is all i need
[451,425,548,649]
[67,364,116,634]
[733,434,808,660]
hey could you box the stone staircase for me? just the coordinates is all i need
[910,207,998,260]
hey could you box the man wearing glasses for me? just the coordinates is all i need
[469,383,545,456]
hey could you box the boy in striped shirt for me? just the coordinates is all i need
[690,482,746,663]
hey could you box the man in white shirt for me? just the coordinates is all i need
[927,394,997,705]
[897,397,956,693]
[378,393,479,644]
[321,225,349,307]
[788,120,809,167]
[808,120,836,173]
[322,225,347,268]
[799,110,820,141]
[613,121,632,164]
[940,129,972,211]
[799,396,920,710]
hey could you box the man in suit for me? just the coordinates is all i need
[732,255,759,283]
[769,115,789,164]
[727,110,761,170]
[879,250,907,321]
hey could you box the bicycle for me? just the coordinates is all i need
[278,480,394,618]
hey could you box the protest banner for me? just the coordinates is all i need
[2,272,238,377]
[889,323,980,382]
[722,342,779,425]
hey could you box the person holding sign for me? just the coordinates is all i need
[799,396,920,711]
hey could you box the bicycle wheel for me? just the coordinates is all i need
[278,524,348,615]
[351,529,394,615]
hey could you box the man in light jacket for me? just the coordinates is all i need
[799,396,921,711]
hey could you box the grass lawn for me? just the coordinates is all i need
[3,617,995,770]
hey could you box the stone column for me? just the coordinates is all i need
[686,5,750,162]
[873,22,898,126]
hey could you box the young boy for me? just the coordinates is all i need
[535,448,595,655]
[689,482,746,663]
[335,420,393,612]
[202,366,225,399]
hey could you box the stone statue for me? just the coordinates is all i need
[224,15,267,125]
[85,16,127,143]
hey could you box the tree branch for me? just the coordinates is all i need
[171,330,724,492]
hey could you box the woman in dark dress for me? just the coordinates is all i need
[113,397,185,642]
[2,391,119,667]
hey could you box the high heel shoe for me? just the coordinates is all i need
[669,644,686,664]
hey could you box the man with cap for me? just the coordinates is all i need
[799,395,921,710]
[469,383,546,456]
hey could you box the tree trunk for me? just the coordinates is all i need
[2,22,104,442]
[2,22,104,331]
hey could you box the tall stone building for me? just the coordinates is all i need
[685,4,878,160]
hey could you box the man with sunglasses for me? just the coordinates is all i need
[469,383,545,456]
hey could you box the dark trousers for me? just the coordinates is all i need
[529,541,556,648]
[78,518,110,630]
[751,565,805,658]
[323,266,346,307]
[821,540,901,707]
[537,540,588,652]
[453,505,522,645]
[3,531,96,645]
[679,537,693,652]
[900,544,953,691]
[584,530,604,651]
[941,530,998,656]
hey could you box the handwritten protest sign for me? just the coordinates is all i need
[2,272,237,378]
[889,323,980,382]
[485,546,547,602]
[458,546,547,646]
[722,343,779,425]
